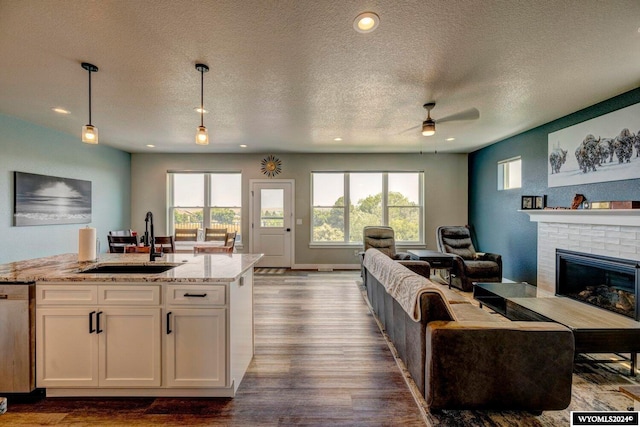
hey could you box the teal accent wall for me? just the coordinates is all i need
[0,114,131,263]
[469,87,640,284]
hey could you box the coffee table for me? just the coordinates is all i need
[407,250,456,287]
[473,282,640,376]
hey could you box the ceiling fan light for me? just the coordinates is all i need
[196,125,209,145]
[82,124,99,144]
[422,119,435,136]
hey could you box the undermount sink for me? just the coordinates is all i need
[79,263,181,274]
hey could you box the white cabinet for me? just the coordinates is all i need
[35,269,255,397]
[164,284,227,388]
[165,308,226,387]
[36,307,98,387]
[36,284,161,388]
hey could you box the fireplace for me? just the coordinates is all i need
[556,249,640,320]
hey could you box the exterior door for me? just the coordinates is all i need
[250,180,294,268]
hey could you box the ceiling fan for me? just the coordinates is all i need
[404,102,480,136]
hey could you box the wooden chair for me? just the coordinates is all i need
[125,245,150,253]
[204,228,227,242]
[174,228,198,241]
[154,236,175,253]
[194,232,237,254]
[108,235,138,253]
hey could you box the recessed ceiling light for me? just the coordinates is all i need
[52,107,70,114]
[446,137,456,141]
[353,12,379,33]
[146,144,155,148]
[194,107,208,114]
[240,144,247,148]
[334,137,343,141]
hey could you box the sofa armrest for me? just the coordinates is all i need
[393,251,412,260]
[425,320,574,411]
[397,260,431,278]
[479,252,501,264]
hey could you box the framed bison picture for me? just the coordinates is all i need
[547,102,640,187]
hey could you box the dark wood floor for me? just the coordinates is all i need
[4,270,427,426]
[5,270,639,426]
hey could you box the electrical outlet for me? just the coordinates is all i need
[354,249,360,257]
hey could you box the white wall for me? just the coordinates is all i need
[0,114,131,263]
[131,152,468,266]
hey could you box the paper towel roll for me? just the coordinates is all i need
[78,227,97,262]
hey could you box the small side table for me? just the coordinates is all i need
[407,250,456,287]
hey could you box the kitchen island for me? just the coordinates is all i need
[0,252,262,398]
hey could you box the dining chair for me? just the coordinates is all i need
[204,228,227,242]
[108,235,138,253]
[109,229,134,237]
[154,236,176,253]
[174,228,199,241]
[194,232,237,254]
[125,245,150,253]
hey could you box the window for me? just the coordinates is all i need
[168,172,242,242]
[311,172,423,244]
[497,157,521,190]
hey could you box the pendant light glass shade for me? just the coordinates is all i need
[196,125,209,145]
[82,124,99,144]
[81,62,99,144]
[195,63,210,145]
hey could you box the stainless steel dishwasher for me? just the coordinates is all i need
[0,283,35,393]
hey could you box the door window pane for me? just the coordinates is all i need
[260,189,284,227]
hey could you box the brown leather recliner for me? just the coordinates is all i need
[363,226,411,260]
[360,226,428,281]
[435,225,502,291]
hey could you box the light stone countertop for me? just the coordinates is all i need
[0,252,264,284]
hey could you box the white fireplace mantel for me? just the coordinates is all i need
[521,209,640,227]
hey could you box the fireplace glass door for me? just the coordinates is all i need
[556,249,639,320]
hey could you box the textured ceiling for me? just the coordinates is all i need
[1,0,639,154]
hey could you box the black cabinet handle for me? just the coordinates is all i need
[166,311,172,334]
[96,311,103,334]
[184,293,207,298]
[286,228,291,232]
[89,311,96,333]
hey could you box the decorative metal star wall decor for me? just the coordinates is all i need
[260,155,282,177]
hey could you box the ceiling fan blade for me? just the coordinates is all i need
[399,124,421,134]
[436,108,479,124]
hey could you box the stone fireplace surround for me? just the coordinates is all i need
[524,210,640,295]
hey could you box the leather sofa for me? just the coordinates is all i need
[362,248,575,412]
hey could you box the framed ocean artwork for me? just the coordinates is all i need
[14,171,92,226]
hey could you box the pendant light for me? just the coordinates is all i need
[195,63,210,145]
[81,62,99,144]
